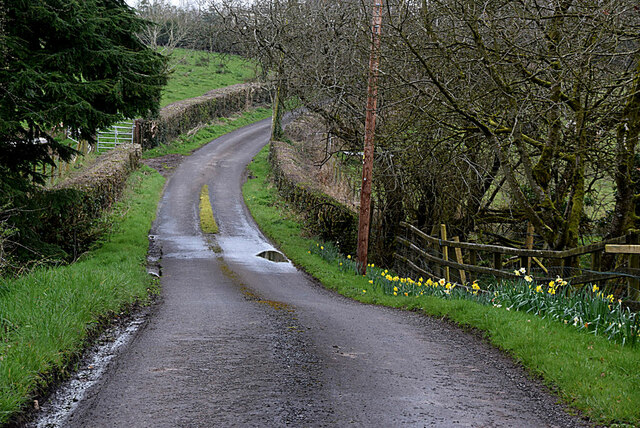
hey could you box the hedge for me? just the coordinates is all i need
[18,144,141,262]
[269,140,358,256]
[138,83,270,149]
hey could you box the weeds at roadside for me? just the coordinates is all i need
[0,166,165,424]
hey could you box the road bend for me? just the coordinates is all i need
[64,118,587,427]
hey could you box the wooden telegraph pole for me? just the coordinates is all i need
[357,0,383,274]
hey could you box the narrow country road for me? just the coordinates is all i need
[63,119,587,427]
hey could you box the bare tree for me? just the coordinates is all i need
[135,0,195,55]
[215,0,640,258]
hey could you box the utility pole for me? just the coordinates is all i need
[356,0,383,274]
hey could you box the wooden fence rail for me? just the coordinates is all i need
[394,222,640,300]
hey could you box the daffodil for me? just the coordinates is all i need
[524,275,532,283]
[592,284,599,293]
[471,282,480,295]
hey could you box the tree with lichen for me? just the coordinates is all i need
[383,0,640,250]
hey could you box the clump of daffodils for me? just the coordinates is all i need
[311,241,638,346]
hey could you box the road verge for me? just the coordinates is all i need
[243,144,640,426]
[0,166,165,425]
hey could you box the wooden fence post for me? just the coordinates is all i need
[133,119,141,146]
[591,250,603,287]
[431,224,440,277]
[493,252,503,272]
[452,236,466,284]
[469,249,477,283]
[628,233,640,300]
[440,224,450,282]
[525,222,534,272]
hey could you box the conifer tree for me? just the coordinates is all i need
[0,0,168,185]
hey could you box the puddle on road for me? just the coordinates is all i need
[161,235,212,259]
[257,250,288,263]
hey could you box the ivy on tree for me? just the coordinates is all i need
[0,0,168,186]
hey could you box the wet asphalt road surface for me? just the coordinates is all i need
[61,118,589,427]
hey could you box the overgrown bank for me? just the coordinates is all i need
[0,166,165,425]
[244,144,640,426]
[269,138,358,256]
[2,145,144,271]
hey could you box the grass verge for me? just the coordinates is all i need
[143,107,272,159]
[243,144,640,426]
[199,185,218,234]
[0,165,165,424]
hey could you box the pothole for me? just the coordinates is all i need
[256,250,288,263]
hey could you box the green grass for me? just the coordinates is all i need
[142,107,272,159]
[199,185,218,234]
[243,144,640,426]
[0,166,165,424]
[162,49,256,107]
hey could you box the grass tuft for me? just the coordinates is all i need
[243,144,640,426]
[199,185,219,234]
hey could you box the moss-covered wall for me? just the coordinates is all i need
[139,83,269,149]
[269,141,358,256]
[18,145,142,261]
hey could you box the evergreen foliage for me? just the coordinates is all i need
[0,0,168,185]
